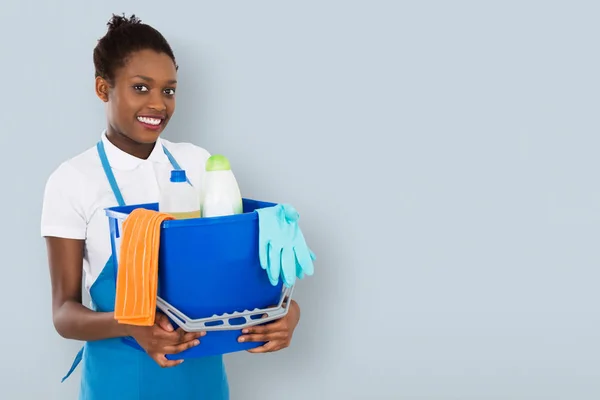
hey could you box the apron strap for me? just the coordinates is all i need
[96,139,192,206]
[97,141,126,207]
[61,346,84,382]
[162,145,192,186]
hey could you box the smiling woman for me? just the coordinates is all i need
[94,16,179,157]
[99,50,176,142]
[40,13,303,400]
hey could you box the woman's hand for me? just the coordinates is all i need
[125,312,205,367]
[237,300,301,353]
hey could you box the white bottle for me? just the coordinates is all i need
[201,155,243,217]
[159,169,201,219]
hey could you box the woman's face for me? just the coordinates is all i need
[96,49,177,145]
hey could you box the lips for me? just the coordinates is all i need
[136,115,166,131]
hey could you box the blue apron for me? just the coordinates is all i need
[61,140,229,400]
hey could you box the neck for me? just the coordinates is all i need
[106,127,155,159]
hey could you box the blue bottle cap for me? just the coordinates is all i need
[170,169,187,183]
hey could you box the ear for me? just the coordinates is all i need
[95,76,110,102]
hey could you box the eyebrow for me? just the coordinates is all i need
[133,75,177,85]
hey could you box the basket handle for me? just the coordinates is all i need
[156,285,295,332]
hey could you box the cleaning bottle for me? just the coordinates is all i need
[159,169,201,219]
[201,155,243,217]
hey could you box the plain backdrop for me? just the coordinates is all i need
[1,1,599,399]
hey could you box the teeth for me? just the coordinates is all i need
[137,116,162,125]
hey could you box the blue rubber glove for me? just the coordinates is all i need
[255,204,315,287]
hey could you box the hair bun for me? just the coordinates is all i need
[106,13,141,32]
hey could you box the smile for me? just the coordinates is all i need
[137,116,163,126]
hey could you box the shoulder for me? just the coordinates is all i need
[41,146,99,239]
[44,145,99,192]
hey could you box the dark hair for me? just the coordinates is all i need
[93,13,178,83]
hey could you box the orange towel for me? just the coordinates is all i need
[114,208,174,326]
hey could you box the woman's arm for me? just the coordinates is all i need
[46,236,128,341]
[237,300,301,352]
[45,236,204,366]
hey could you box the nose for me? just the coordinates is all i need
[148,90,167,112]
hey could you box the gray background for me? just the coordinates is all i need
[1,1,599,399]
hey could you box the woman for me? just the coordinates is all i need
[41,14,301,399]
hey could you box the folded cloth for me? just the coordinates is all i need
[114,208,174,326]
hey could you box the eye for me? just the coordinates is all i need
[133,84,149,92]
[164,88,176,96]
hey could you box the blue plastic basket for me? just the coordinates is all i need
[104,198,291,360]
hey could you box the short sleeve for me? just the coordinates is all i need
[40,162,87,239]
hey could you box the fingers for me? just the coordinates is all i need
[155,313,175,332]
[179,329,205,342]
[154,314,205,342]
[148,329,206,368]
[281,247,296,287]
[239,330,288,344]
[268,243,281,285]
[174,326,205,340]
[296,258,304,280]
[150,326,204,346]
[259,239,269,271]
[247,340,284,353]
[150,327,184,343]
[241,319,283,335]
[241,324,290,353]
[163,337,202,355]
[238,319,288,344]
[294,242,314,276]
[152,354,185,368]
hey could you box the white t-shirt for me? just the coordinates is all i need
[40,131,211,292]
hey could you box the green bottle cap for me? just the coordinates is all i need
[205,154,231,171]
